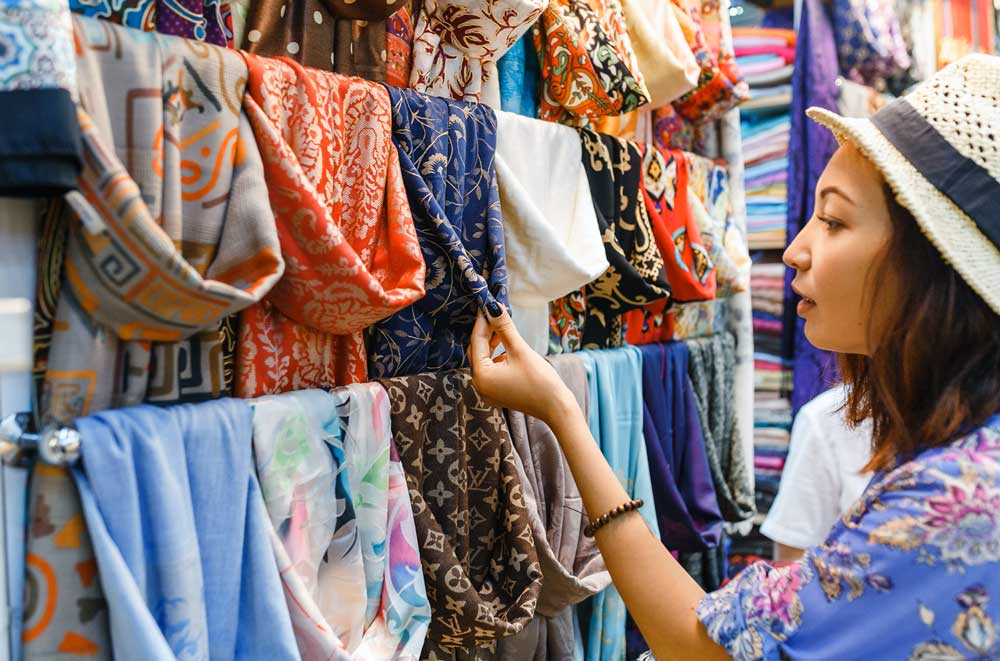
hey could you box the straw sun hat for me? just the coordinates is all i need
[806,53,1000,316]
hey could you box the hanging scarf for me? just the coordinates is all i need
[407,0,545,106]
[548,288,587,355]
[619,0,699,108]
[379,370,542,659]
[0,0,81,196]
[497,354,611,660]
[251,386,431,660]
[495,111,608,355]
[496,33,541,118]
[638,342,723,551]
[579,130,670,349]
[577,347,660,661]
[237,54,425,396]
[386,3,416,87]
[624,147,716,346]
[367,88,508,378]
[669,0,748,123]
[832,0,911,84]
[42,17,283,420]
[686,152,750,295]
[70,399,299,660]
[685,333,755,525]
[534,0,650,124]
[242,0,406,78]
[69,0,235,45]
[25,21,283,661]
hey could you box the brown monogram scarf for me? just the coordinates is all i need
[379,370,542,660]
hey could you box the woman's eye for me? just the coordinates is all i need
[819,216,842,231]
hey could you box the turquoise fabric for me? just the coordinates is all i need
[497,33,540,118]
[577,347,660,661]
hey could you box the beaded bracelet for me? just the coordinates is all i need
[583,498,644,537]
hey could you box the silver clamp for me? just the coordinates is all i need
[0,413,81,466]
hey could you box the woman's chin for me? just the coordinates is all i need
[802,319,866,355]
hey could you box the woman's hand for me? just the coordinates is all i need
[468,302,578,425]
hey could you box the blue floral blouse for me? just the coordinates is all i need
[696,413,1000,660]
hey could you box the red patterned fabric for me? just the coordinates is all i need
[386,5,415,88]
[625,147,715,345]
[237,54,425,396]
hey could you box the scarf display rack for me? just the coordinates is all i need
[0,0,762,655]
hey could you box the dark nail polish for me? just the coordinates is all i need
[486,300,502,318]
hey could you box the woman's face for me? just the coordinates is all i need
[783,143,898,356]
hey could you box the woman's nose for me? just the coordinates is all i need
[783,221,812,271]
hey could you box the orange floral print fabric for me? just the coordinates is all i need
[237,54,426,396]
[534,0,650,124]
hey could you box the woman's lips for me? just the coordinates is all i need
[791,283,816,316]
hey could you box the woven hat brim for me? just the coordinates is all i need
[807,107,1000,317]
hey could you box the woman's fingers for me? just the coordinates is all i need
[484,301,526,355]
[469,312,496,372]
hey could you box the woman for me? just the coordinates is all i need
[469,54,1000,659]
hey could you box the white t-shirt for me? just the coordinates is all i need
[760,385,873,549]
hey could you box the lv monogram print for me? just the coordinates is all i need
[379,370,542,659]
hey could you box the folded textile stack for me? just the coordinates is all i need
[734,27,795,250]
[749,260,791,496]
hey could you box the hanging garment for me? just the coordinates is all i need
[407,0,545,106]
[650,102,704,153]
[832,0,911,85]
[576,347,660,661]
[22,461,112,661]
[69,398,298,659]
[686,152,750,296]
[25,22,284,661]
[787,0,840,416]
[669,0,748,123]
[69,0,234,45]
[497,33,541,118]
[251,386,431,660]
[386,3,416,87]
[534,0,650,124]
[243,0,405,78]
[579,130,671,350]
[625,341,724,660]
[42,18,284,418]
[591,107,654,144]
[685,333,755,525]
[495,112,608,355]
[935,0,995,68]
[624,147,716,347]
[638,342,723,551]
[619,0,699,108]
[548,288,588,355]
[379,370,543,659]
[237,55,425,396]
[26,197,111,661]
[497,354,612,660]
[0,0,81,196]
[367,89,509,379]
[717,106,756,536]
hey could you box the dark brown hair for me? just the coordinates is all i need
[840,186,1000,472]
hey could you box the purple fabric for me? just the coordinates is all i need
[626,342,724,661]
[638,342,723,552]
[785,0,841,415]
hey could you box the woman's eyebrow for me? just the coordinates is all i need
[818,185,855,206]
